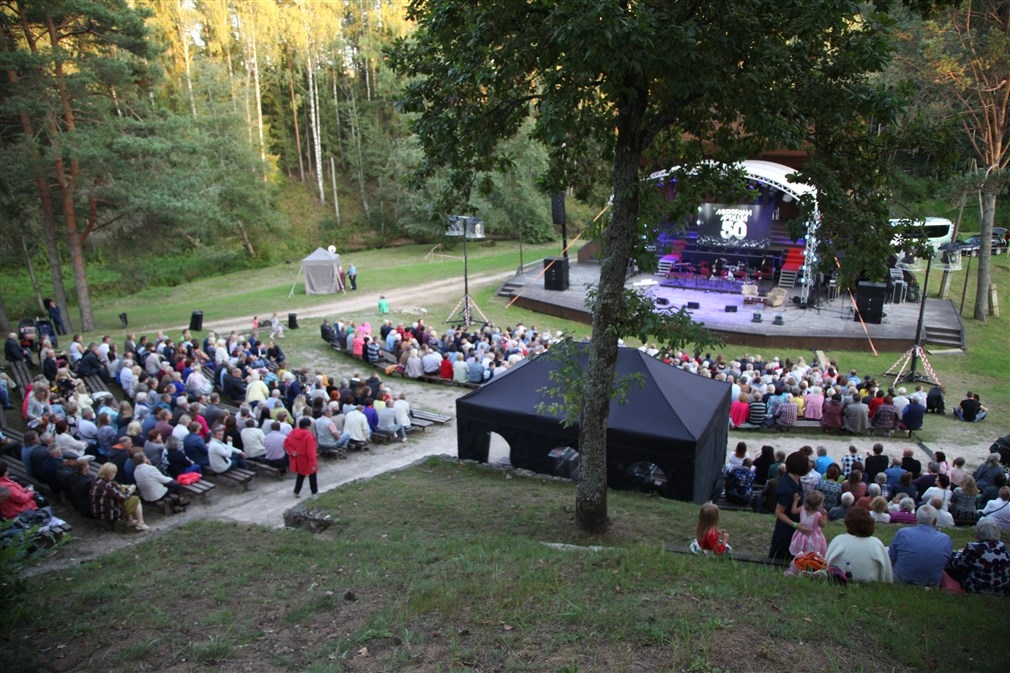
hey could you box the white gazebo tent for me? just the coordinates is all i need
[290,247,344,296]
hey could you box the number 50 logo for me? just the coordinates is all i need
[717,208,750,240]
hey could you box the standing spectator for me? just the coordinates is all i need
[348,262,358,290]
[269,313,285,340]
[888,504,952,586]
[768,451,810,561]
[44,298,67,335]
[378,295,389,314]
[285,417,318,497]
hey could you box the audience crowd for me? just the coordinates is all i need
[718,441,1009,594]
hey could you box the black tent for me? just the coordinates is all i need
[456,346,731,503]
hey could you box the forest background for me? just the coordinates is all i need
[0,0,1007,333]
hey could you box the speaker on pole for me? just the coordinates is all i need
[551,193,566,226]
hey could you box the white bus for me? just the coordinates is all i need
[890,217,954,251]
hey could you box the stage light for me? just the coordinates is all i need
[782,193,794,203]
[752,311,763,323]
[773,314,785,326]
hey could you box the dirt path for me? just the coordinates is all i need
[172,270,518,334]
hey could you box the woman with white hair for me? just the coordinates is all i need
[245,370,270,408]
[944,518,1010,594]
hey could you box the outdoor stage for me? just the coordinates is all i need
[506,259,965,353]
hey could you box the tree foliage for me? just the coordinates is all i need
[390,0,953,532]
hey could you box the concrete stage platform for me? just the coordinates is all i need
[506,260,964,353]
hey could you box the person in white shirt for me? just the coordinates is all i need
[239,419,267,460]
[344,405,371,444]
[207,426,247,474]
[133,452,186,512]
[980,486,1010,531]
[393,393,412,431]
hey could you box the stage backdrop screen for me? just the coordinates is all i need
[694,203,772,248]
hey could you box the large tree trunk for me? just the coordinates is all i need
[347,86,370,219]
[2,28,72,328]
[46,15,95,331]
[575,99,646,534]
[972,185,998,320]
[289,65,305,180]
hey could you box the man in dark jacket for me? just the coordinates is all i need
[76,344,109,382]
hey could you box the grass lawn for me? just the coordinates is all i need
[2,458,1005,673]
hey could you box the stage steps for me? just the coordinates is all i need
[777,248,805,288]
[655,257,674,278]
[497,280,523,297]
[923,324,964,350]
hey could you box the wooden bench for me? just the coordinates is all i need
[247,459,285,479]
[411,409,453,425]
[8,360,33,399]
[204,467,256,491]
[371,429,397,444]
[180,478,216,505]
[83,374,111,397]
[405,418,432,433]
[814,350,831,371]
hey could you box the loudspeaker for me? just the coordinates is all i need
[543,256,570,291]
[687,301,701,310]
[656,298,670,306]
[551,193,566,226]
[189,311,204,332]
[118,312,128,328]
[725,305,737,313]
[773,314,785,326]
[288,313,299,329]
[752,312,763,323]
[855,281,887,324]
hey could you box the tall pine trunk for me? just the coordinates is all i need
[973,185,998,320]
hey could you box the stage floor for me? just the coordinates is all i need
[507,261,963,353]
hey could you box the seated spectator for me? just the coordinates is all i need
[815,464,843,510]
[825,507,893,583]
[0,459,41,520]
[932,496,955,528]
[980,486,1010,531]
[723,458,755,506]
[953,391,987,422]
[90,462,148,531]
[133,452,188,513]
[729,394,750,427]
[925,385,945,414]
[913,462,940,496]
[871,396,899,435]
[206,425,248,474]
[900,448,922,479]
[948,456,967,487]
[893,471,918,503]
[943,518,1010,595]
[873,472,892,501]
[813,446,833,476]
[842,469,867,501]
[920,473,951,509]
[869,496,891,523]
[854,482,881,511]
[344,405,371,446]
[884,459,905,491]
[439,353,453,380]
[166,435,201,478]
[888,504,952,586]
[259,422,290,472]
[66,458,95,517]
[973,453,1004,492]
[773,394,798,428]
[182,422,211,470]
[828,492,854,522]
[376,403,406,443]
[747,392,768,427]
[840,444,859,478]
[949,475,981,525]
[863,443,889,483]
[751,445,775,487]
[803,386,824,420]
[843,397,870,435]
[889,497,917,524]
[820,393,844,432]
[900,396,925,434]
[239,419,267,461]
[726,442,747,471]
[143,430,167,470]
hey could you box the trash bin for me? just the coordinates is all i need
[189,310,204,331]
[288,312,299,329]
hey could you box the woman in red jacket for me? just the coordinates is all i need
[284,417,318,497]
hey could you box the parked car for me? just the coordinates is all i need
[955,227,1007,256]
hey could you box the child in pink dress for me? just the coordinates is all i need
[789,489,827,556]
